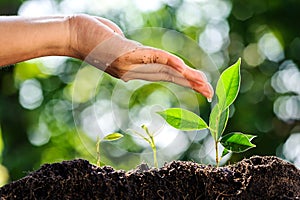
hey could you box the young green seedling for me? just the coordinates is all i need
[130,125,158,168]
[96,133,123,166]
[109,125,158,168]
[157,58,256,166]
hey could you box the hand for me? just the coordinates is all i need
[110,46,214,99]
[69,14,214,99]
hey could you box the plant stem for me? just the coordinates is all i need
[209,127,220,167]
[142,125,158,168]
[96,137,101,167]
[215,140,219,167]
[150,134,158,168]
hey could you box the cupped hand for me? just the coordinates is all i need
[109,47,214,100]
[69,14,214,100]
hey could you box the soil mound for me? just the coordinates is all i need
[1,156,299,199]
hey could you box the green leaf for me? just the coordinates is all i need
[245,134,257,141]
[157,108,208,131]
[220,132,256,153]
[216,58,241,110]
[221,148,230,157]
[209,104,229,140]
[103,133,124,141]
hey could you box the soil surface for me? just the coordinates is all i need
[0,156,299,199]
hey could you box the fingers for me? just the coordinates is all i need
[106,39,214,98]
[120,63,214,99]
[147,49,214,99]
[94,16,124,36]
[117,47,214,99]
[121,47,204,81]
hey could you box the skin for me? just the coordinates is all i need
[0,14,213,99]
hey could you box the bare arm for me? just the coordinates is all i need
[0,15,123,65]
[0,16,71,66]
[0,14,213,99]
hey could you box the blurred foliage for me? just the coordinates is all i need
[1,0,300,185]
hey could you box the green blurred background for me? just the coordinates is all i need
[1,0,300,186]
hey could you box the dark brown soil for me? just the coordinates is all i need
[0,156,299,199]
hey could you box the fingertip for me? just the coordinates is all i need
[206,83,214,101]
[194,70,214,99]
[193,82,214,101]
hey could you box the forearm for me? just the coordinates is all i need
[0,16,71,66]
[0,15,213,98]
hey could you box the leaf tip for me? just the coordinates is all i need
[156,110,163,115]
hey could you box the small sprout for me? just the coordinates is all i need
[130,125,158,168]
[96,133,123,167]
[158,58,256,166]
[109,125,158,168]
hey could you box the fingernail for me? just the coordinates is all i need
[206,83,214,102]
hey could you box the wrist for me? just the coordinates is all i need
[40,16,73,58]
[65,15,81,59]
[24,16,73,58]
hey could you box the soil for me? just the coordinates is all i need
[0,156,299,200]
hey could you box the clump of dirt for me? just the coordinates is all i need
[0,156,299,199]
